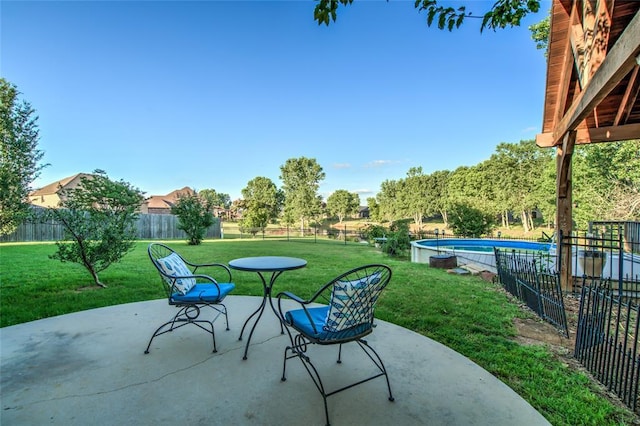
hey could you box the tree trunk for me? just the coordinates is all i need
[440,210,448,227]
[521,210,530,233]
[88,265,106,288]
[528,213,535,232]
[414,213,422,229]
[300,217,305,237]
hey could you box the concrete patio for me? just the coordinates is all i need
[1,295,551,425]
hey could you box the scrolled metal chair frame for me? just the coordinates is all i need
[146,243,233,354]
[277,264,394,426]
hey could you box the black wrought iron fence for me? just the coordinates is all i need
[575,285,640,413]
[232,226,367,244]
[494,248,569,337]
[558,229,640,297]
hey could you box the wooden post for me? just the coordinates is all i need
[556,130,576,292]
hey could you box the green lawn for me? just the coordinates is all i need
[0,239,635,425]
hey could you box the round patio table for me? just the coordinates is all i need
[229,256,307,360]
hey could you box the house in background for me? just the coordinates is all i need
[358,206,370,219]
[29,175,197,216]
[143,187,196,214]
[29,173,93,208]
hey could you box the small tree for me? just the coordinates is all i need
[326,189,360,223]
[0,79,47,235]
[171,192,214,245]
[382,220,411,257]
[448,202,496,238]
[48,170,144,288]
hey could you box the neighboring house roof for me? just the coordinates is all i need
[145,187,196,210]
[30,173,93,196]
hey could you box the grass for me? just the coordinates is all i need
[0,239,636,425]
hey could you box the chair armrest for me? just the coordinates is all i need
[189,262,233,283]
[276,291,307,304]
[276,291,319,334]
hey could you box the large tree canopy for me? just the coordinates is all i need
[314,0,541,31]
[0,79,46,236]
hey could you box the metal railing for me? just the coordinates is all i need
[494,248,568,337]
[558,230,640,297]
[575,284,640,413]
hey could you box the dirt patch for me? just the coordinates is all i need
[512,293,580,352]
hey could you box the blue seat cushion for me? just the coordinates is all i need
[285,306,372,342]
[171,283,235,303]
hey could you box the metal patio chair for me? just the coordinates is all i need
[276,264,394,426]
[146,243,235,354]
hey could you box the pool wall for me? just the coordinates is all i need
[412,238,639,279]
[411,238,552,273]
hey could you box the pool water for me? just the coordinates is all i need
[416,239,552,253]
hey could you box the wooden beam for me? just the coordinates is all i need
[555,2,579,127]
[557,132,575,199]
[585,122,640,142]
[614,64,640,125]
[551,8,640,145]
[584,0,612,83]
[579,0,597,87]
[537,122,640,146]
[556,130,576,292]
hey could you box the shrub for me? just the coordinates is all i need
[171,193,215,245]
[361,223,388,243]
[448,203,496,237]
[382,220,411,257]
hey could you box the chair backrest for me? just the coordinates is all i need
[148,243,195,296]
[323,264,391,333]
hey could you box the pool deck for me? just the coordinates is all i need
[0,296,551,426]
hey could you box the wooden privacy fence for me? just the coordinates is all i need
[0,213,221,242]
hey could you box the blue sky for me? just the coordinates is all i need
[2,1,550,201]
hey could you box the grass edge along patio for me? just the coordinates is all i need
[0,239,637,425]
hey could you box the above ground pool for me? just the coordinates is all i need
[411,238,552,273]
[412,238,638,279]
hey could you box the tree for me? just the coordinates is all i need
[171,192,215,245]
[240,176,282,235]
[279,157,325,236]
[366,197,381,221]
[200,188,231,210]
[528,15,550,57]
[427,170,451,225]
[0,79,47,236]
[375,179,402,222]
[48,170,144,288]
[571,140,640,227]
[326,189,360,223]
[314,0,541,32]
[488,140,552,232]
[397,167,434,230]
